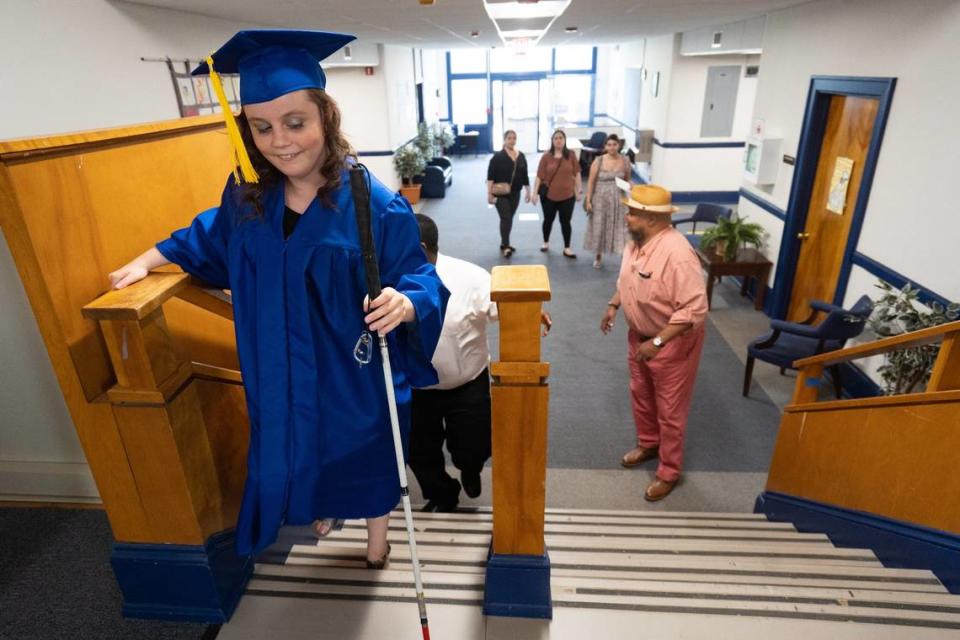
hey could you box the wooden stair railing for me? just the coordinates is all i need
[82,273,246,545]
[765,319,960,534]
[484,265,553,620]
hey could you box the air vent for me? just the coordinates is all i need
[745,65,759,77]
[711,31,723,48]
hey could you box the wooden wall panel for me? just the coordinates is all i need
[767,401,960,533]
[0,117,243,544]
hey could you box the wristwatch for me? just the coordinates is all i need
[652,336,664,348]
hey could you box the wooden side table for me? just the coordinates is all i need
[694,246,772,311]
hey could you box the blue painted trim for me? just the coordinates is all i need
[445,52,453,127]
[851,252,953,309]
[738,188,786,221]
[588,47,598,127]
[654,138,745,149]
[755,491,960,593]
[357,150,394,157]
[484,548,552,619]
[630,166,646,184]
[112,529,253,622]
[671,190,739,205]
[770,76,897,320]
[838,361,883,398]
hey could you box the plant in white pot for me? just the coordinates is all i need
[393,145,427,204]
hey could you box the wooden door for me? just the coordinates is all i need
[787,95,878,320]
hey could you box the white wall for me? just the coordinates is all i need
[652,49,758,192]
[636,34,675,144]
[741,0,960,307]
[421,49,448,121]
[0,1,416,500]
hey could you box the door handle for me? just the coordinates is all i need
[797,232,811,240]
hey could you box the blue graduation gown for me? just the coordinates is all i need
[156,170,449,556]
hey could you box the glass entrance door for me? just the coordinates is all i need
[493,79,541,154]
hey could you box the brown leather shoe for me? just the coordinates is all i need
[644,477,678,502]
[621,446,659,468]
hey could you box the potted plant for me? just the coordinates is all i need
[699,216,765,262]
[432,122,455,156]
[393,145,427,204]
[414,122,437,162]
[868,280,960,395]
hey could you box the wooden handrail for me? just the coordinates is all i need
[786,388,960,414]
[83,274,235,323]
[0,115,224,162]
[794,320,960,368]
[176,280,234,322]
[191,362,243,385]
[82,273,190,321]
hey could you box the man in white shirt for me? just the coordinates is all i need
[411,214,550,512]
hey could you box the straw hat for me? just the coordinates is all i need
[617,180,680,214]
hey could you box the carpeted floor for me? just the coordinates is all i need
[0,507,212,640]
[421,155,782,473]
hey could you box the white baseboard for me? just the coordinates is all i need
[0,460,100,502]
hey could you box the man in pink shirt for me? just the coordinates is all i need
[601,184,708,501]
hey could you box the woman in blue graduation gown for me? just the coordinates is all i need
[108,30,448,561]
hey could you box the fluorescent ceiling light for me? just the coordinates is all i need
[499,29,545,39]
[484,1,570,20]
[484,0,572,47]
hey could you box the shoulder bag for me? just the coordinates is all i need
[491,154,517,197]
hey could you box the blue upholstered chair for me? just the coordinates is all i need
[579,131,610,173]
[672,203,733,249]
[413,157,453,198]
[743,295,874,398]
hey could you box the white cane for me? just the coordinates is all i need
[350,165,432,640]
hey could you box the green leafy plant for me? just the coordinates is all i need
[433,122,455,153]
[414,122,437,161]
[868,280,959,395]
[698,216,765,261]
[393,145,426,185]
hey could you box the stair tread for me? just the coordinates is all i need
[244,576,960,625]
[254,563,959,606]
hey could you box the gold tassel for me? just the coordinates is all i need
[206,55,259,184]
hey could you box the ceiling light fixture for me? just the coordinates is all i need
[483,0,572,47]
[564,26,578,33]
[470,30,480,38]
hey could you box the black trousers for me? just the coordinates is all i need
[495,191,521,248]
[541,195,575,247]
[409,368,492,505]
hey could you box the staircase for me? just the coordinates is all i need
[217,507,960,639]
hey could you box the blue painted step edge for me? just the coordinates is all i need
[483,547,553,620]
[756,491,960,593]
[112,528,253,623]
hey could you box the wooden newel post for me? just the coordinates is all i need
[82,273,251,622]
[484,265,552,620]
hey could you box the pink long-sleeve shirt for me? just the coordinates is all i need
[617,227,708,337]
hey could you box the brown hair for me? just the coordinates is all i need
[237,89,353,215]
[550,129,571,160]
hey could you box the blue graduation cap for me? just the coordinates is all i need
[193,30,356,105]
[192,29,356,183]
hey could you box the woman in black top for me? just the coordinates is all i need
[486,130,530,258]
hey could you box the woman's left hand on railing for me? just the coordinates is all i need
[108,247,170,289]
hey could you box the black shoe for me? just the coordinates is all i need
[461,471,482,499]
[421,499,458,513]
